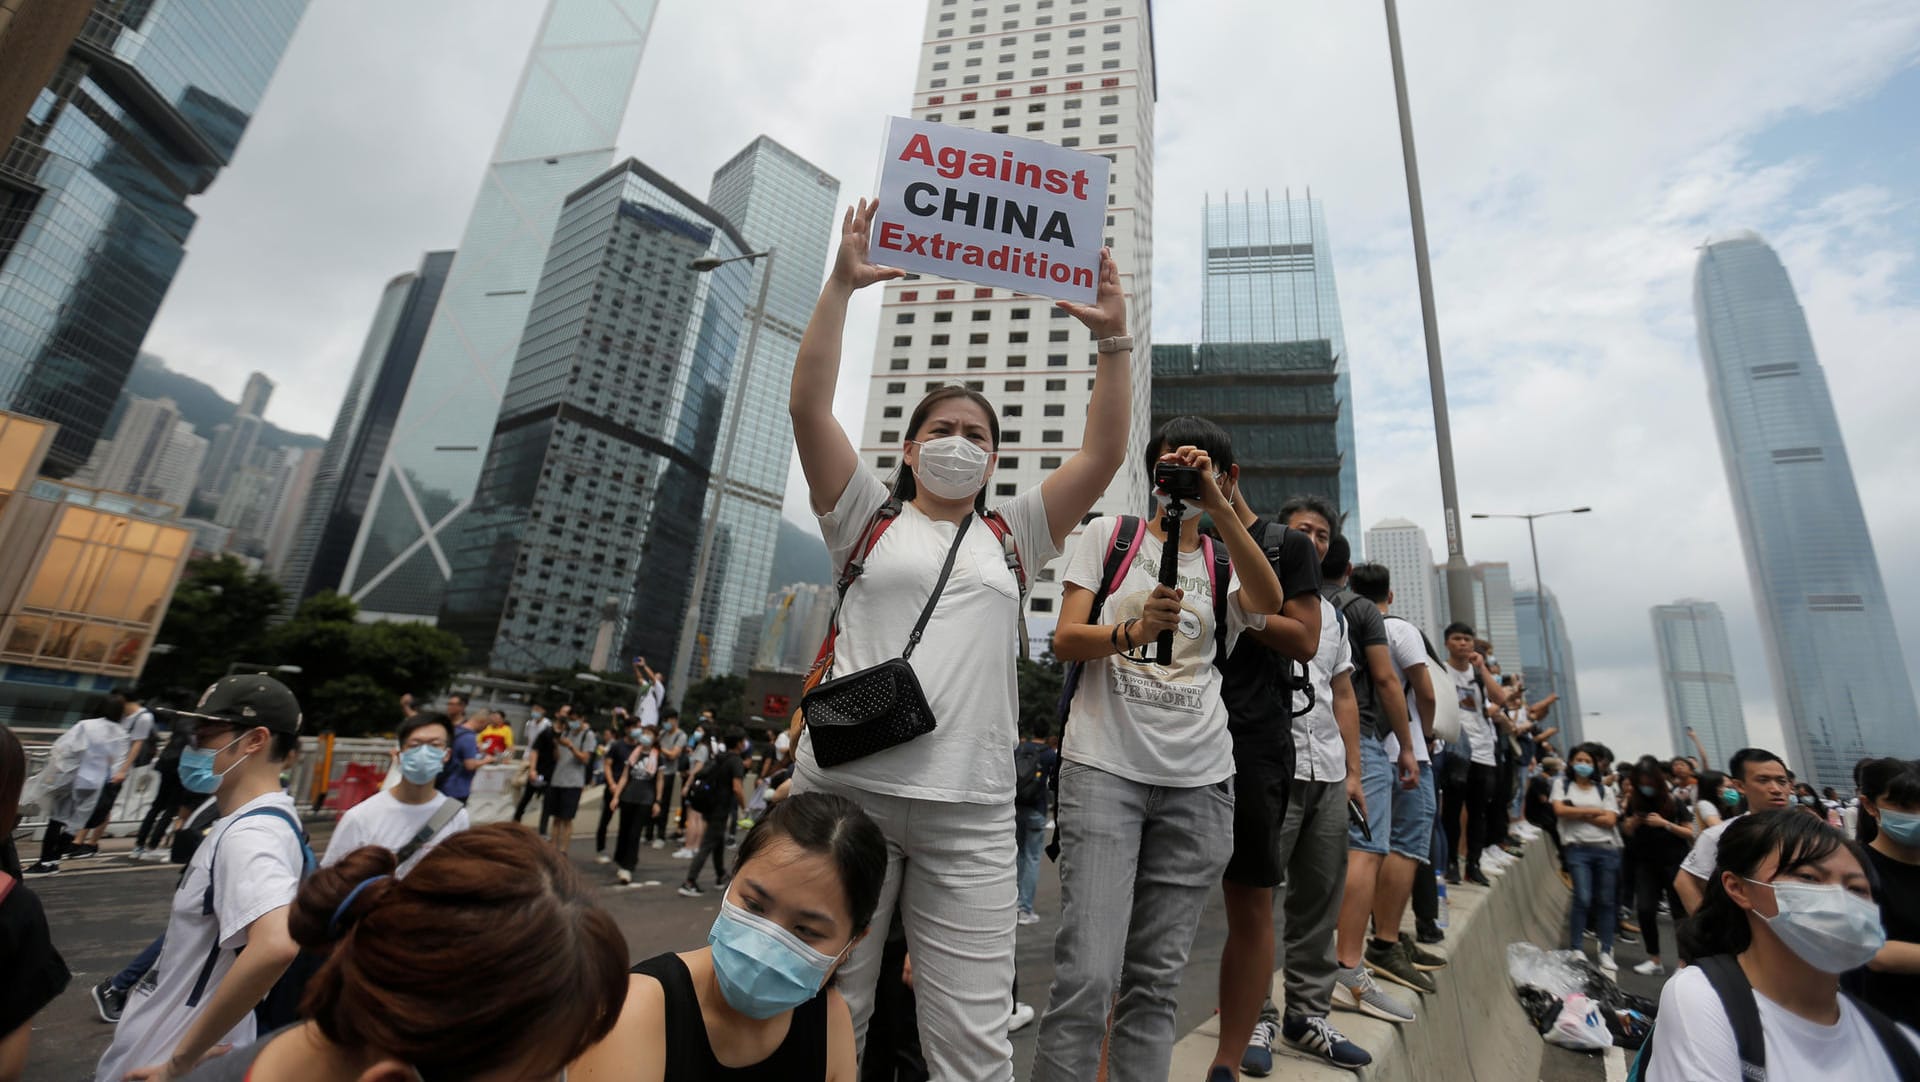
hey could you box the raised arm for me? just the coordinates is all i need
[792,199,906,515]
[1039,249,1130,547]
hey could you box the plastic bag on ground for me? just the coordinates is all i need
[1546,993,1614,1051]
[1507,942,1589,998]
[1518,986,1563,1034]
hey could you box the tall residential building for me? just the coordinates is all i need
[438,159,753,673]
[1693,232,1920,789]
[147,422,208,512]
[1365,517,1441,641]
[262,446,320,574]
[79,396,202,505]
[214,448,292,558]
[0,1,309,476]
[1201,191,1358,534]
[279,250,453,603]
[197,412,264,503]
[673,137,838,683]
[854,0,1159,622]
[1149,341,1340,518]
[1651,599,1749,772]
[236,372,274,420]
[341,0,657,622]
[1515,586,1584,747]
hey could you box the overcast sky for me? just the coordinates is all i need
[141,0,1920,763]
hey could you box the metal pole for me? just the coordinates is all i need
[671,249,776,705]
[1524,515,1555,724]
[1383,0,1475,625]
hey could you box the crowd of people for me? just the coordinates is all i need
[0,200,1915,1082]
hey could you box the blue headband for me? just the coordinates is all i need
[329,874,391,937]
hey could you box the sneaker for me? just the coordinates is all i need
[1415,919,1446,945]
[1617,928,1642,946]
[616,869,632,885]
[66,843,99,858]
[677,884,703,898]
[1017,909,1040,926]
[1364,940,1437,995]
[672,848,694,859]
[1444,865,1462,886]
[140,849,170,863]
[1466,869,1492,887]
[1280,1015,1372,1071]
[594,854,612,865]
[1399,933,1449,971]
[1241,1018,1277,1077]
[651,840,665,850]
[1205,1068,1234,1082]
[23,861,57,877]
[1008,1001,1036,1034]
[1632,959,1665,976]
[130,847,148,861]
[92,980,126,1023]
[1599,952,1619,974]
[1332,964,1416,1023]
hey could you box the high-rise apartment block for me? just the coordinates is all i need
[854,0,1159,621]
[1693,232,1919,789]
[197,411,264,503]
[77,396,206,511]
[1364,518,1440,641]
[0,1,309,476]
[1651,599,1749,772]
[237,372,274,420]
[344,0,657,621]
[438,159,754,672]
[1515,586,1583,746]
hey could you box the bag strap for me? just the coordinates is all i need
[393,799,463,867]
[806,499,905,681]
[1204,534,1231,662]
[1697,954,1767,1080]
[900,515,974,661]
[189,806,315,1009]
[1850,991,1920,1078]
[981,511,1028,599]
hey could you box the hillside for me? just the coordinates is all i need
[109,353,325,450]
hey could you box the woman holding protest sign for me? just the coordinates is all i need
[785,196,1131,1079]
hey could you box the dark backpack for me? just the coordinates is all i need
[1627,953,1920,1080]
[128,708,158,768]
[185,805,319,1031]
[1014,742,1049,808]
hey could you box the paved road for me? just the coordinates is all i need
[18,820,1658,1082]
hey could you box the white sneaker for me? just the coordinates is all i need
[1008,1001,1036,1034]
[130,847,147,861]
[1632,959,1664,976]
[672,848,693,859]
[594,854,612,865]
[651,840,665,850]
[616,869,632,885]
[1599,952,1619,974]
[1017,909,1040,926]
[1331,964,1416,1024]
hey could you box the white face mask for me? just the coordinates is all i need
[1744,877,1887,973]
[911,436,992,500]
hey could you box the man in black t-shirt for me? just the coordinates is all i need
[679,729,746,898]
[1853,761,1920,1029]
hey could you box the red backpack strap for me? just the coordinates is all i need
[805,499,902,688]
[981,511,1028,600]
[1107,516,1146,594]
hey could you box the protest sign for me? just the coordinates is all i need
[871,116,1110,303]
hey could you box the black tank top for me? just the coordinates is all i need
[633,952,828,1081]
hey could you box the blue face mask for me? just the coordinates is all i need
[1638,784,1657,797]
[1722,788,1743,807]
[628,727,642,740]
[708,898,849,1019]
[640,733,655,748]
[1877,809,1920,847]
[399,744,446,785]
[179,733,250,794]
[1572,762,1595,779]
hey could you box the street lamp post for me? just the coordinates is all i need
[670,247,776,705]
[1470,507,1591,724]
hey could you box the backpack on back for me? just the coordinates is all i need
[186,805,319,1031]
[1014,741,1049,808]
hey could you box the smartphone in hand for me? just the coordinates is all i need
[1348,799,1372,843]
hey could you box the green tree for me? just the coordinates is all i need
[263,592,464,736]
[138,556,284,698]
[1017,655,1064,739]
[682,673,749,725]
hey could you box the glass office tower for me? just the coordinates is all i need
[0,0,309,476]
[1651,598,1749,771]
[1201,191,1358,533]
[1515,586,1585,748]
[1149,341,1341,517]
[1693,232,1919,790]
[342,0,657,621]
[439,160,752,672]
[677,136,837,681]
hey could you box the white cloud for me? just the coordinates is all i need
[140,0,1920,767]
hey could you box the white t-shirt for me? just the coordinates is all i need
[638,683,664,730]
[1645,964,1920,1081]
[774,730,792,758]
[1694,800,1724,832]
[522,714,550,749]
[1058,516,1262,788]
[1381,617,1431,765]
[96,792,304,1082]
[794,467,1060,804]
[1447,662,1497,767]
[124,706,157,752]
[1552,777,1620,847]
[1682,814,1742,883]
[1294,597,1354,783]
[322,790,470,876]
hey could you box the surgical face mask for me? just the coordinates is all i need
[639,733,655,748]
[628,727,642,740]
[708,897,850,1019]
[1877,809,1920,848]
[179,733,251,794]
[1572,762,1595,779]
[1638,784,1657,798]
[1722,788,1742,806]
[910,435,991,501]
[399,744,446,785]
[1744,877,1886,974]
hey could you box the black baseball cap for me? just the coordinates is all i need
[181,675,303,735]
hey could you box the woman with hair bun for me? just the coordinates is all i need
[181,822,628,1081]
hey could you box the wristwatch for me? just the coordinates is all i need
[1096,334,1134,354]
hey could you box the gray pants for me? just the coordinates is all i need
[1269,778,1348,1021]
[1033,761,1235,1082]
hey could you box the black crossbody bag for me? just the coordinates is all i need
[802,515,973,768]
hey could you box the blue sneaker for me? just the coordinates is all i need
[1240,1017,1276,1077]
[1282,1015,1372,1072]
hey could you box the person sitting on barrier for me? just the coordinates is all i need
[1646,809,1919,1081]
[573,792,882,1082]
[179,822,627,1081]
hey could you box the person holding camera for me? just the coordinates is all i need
[545,711,596,856]
[785,198,1131,1079]
[1034,418,1283,1082]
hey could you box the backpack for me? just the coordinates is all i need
[186,805,319,1031]
[1251,519,1314,722]
[1014,741,1049,808]
[128,708,158,768]
[1626,953,1920,1081]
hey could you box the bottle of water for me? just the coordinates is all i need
[1436,874,1450,929]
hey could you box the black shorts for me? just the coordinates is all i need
[544,786,582,821]
[1223,734,1294,888]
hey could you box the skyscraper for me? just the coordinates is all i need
[197,412,264,503]
[237,372,274,420]
[676,137,837,682]
[78,395,206,509]
[1515,586,1584,747]
[855,0,1158,621]
[1201,191,1358,532]
[438,159,753,673]
[1651,599,1748,772]
[279,250,453,603]
[343,0,657,621]
[0,1,309,476]
[1693,232,1919,789]
[1365,517,1441,641]
[1434,560,1520,672]
[262,446,320,574]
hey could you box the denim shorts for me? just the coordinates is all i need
[1348,735,1392,855]
[1390,761,1437,861]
